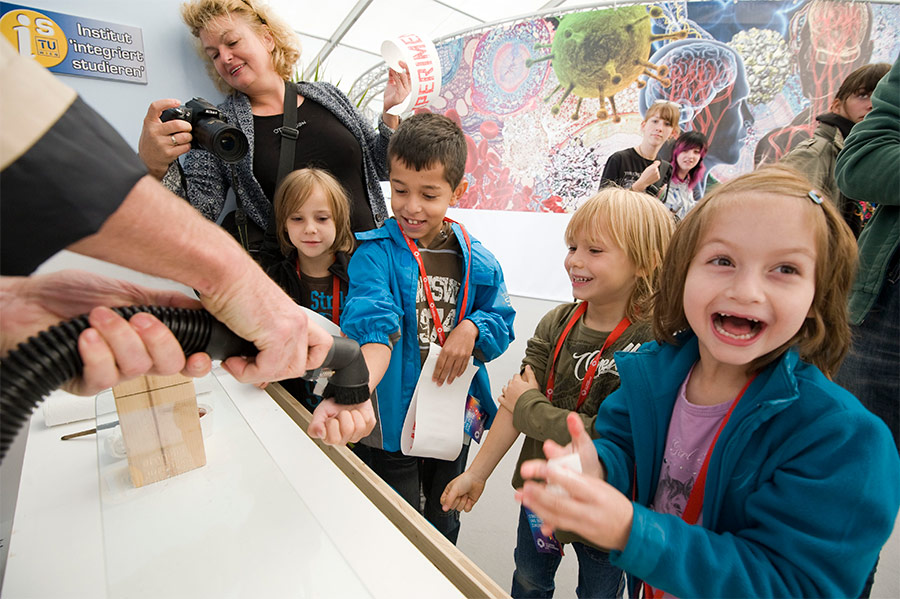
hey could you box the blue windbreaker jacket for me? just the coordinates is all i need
[342,218,515,452]
[595,335,900,598]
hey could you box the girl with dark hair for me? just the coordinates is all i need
[663,130,708,220]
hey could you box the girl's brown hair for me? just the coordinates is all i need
[566,188,675,323]
[273,168,354,257]
[181,0,301,94]
[652,164,858,377]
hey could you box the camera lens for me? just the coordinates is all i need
[212,130,248,162]
[193,117,248,163]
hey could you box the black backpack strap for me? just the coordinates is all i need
[257,80,301,268]
[274,80,299,189]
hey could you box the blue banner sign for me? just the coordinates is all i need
[0,3,146,84]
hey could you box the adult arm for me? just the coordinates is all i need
[138,97,233,223]
[68,175,332,384]
[780,140,831,198]
[835,56,900,205]
[380,61,411,131]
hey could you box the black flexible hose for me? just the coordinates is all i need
[0,306,369,462]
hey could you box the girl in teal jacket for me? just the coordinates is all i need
[517,166,900,598]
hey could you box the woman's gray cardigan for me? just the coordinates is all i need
[162,81,391,230]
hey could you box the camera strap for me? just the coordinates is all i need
[275,80,299,189]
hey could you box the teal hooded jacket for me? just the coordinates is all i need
[595,336,899,598]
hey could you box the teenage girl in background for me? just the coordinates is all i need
[661,131,708,220]
[516,165,900,598]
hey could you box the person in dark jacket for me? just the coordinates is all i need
[781,62,890,236]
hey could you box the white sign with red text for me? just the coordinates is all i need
[381,33,442,116]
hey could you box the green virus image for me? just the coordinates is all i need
[527,6,687,121]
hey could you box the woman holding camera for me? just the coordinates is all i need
[138,0,410,258]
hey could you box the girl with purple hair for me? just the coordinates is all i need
[663,131,708,220]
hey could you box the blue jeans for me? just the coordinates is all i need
[363,445,469,544]
[510,506,624,599]
[835,255,899,450]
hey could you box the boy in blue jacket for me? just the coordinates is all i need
[341,112,515,543]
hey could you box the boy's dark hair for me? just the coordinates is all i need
[387,112,467,188]
[834,62,890,102]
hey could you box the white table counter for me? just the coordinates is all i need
[3,368,463,599]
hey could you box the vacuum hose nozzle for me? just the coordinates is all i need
[0,306,369,463]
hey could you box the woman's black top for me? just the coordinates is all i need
[252,97,373,232]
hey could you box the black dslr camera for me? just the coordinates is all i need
[161,98,248,163]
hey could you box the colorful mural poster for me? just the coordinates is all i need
[0,2,146,84]
[431,0,900,213]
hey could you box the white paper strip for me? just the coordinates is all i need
[400,342,478,460]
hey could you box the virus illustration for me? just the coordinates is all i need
[526,5,687,121]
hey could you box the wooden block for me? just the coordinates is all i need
[113,374,206,488]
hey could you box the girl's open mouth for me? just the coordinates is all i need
[713,312,764,341]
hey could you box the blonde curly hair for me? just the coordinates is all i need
[180,0,301,94]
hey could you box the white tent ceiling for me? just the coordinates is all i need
[269,0,610,110]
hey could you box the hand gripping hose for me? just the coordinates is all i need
[0,306,369,463]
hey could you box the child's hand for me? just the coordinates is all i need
[514,413,630,551]
[432,319,479,386]
[308,398,375,445]
[520,412,605,481]
[498,365,539,412]
[441,471,486,513]
[254,381,270,390]
[514,464,633,552]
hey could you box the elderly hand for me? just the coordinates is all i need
[0,270,212,396]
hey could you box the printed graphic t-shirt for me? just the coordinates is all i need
[651,369,736,525]
[415,221,462,364]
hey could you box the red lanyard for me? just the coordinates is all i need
[644,373,757,599]
[400,218,472,346]
[295,259,341,325]
[545,302,631,410]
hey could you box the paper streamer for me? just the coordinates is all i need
[381,33,442,115]
[401,343,478,460]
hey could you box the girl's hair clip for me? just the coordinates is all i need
[808,190,824,205]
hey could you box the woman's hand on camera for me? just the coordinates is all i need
[138,99,193,180]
